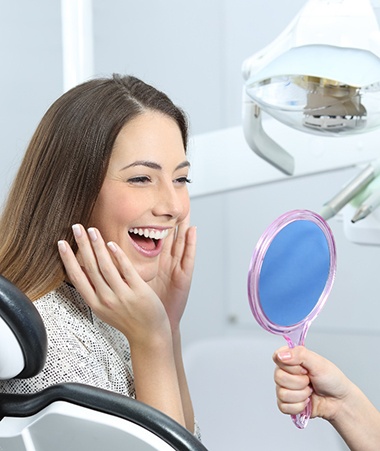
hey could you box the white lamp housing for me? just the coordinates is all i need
[242,0,380,175]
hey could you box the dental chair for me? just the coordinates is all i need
[0,275,207,451]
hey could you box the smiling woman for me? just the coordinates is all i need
[86,110,191,282]
[0,74,201,441]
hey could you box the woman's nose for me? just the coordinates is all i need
[152,182,184,218]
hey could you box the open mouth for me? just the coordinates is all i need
[128,228,169,252]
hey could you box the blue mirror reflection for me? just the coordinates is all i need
[259,220,330,327]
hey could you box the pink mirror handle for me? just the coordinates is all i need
[291,401,311,429]
[286,329,311,429]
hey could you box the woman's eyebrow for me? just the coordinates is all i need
[176,161,191,170]
[121,160,161,171]
[120,160,190,172]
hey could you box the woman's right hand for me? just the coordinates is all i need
[58,224,172,347]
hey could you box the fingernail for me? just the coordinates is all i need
[88,228,97,242]
[58,240,67,253]
[277,351,292,361]
[107,241,117,253]
[72,224,82,238]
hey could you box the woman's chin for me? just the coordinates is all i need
[134,262,159,283]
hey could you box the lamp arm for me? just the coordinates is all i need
[242,93,294,175]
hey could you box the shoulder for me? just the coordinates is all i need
[34,282,93,324]
[34,282,128,352]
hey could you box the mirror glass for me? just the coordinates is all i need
[259,218,330,327]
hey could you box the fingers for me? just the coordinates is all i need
[58,227,103,304]
[272,345,312,415]
[159,214,197,277]
[58,224,136,306]
[73,225,113,288]
[275,375,313,416]
[180,225,197,273]
[273,347,311,395]
[274,363,313,415]
[276,390,312,415]
[273,345,337,382]
[163,218,187,258]
[105,239,143,291]
[171,217,197,265]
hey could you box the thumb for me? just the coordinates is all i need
[273,346,323,373]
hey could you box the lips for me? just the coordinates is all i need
[128,228,168,257]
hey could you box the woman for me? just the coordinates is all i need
[273,345,380,450]
[0,74,200,437]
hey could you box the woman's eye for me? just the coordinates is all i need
[128,176,151,184]
[175,176,192,185]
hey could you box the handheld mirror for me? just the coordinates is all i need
[247,209,336,429]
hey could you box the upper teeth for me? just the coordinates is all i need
[129,228,169,240]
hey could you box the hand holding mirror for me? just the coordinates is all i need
[247,210,336,428]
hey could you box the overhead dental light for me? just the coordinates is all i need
[242,0,380,175]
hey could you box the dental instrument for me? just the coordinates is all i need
[319,159,380,221]
[351,187,380,223]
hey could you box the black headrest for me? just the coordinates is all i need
[0,275,47,378]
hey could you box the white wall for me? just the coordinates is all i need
[1,1,380,449]
[0,0,63,207]
[0,0,306,203]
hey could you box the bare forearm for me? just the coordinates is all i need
[330,383,380,451]
[332,391,380,451]
[172,329,195,433]
[131,337,186,428]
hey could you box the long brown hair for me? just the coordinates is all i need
[0,74,188,300]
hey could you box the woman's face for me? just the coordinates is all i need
[89,111,190,282]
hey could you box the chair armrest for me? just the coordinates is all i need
[0,382,208,451]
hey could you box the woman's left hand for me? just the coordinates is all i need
[148,213,196,331]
